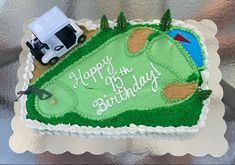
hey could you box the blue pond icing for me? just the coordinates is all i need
[167,29,204,68]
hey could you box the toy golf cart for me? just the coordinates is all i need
[26,6,86,65]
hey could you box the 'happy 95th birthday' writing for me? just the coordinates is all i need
[69,56,161,115]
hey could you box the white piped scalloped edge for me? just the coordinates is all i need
[20,19,210,139]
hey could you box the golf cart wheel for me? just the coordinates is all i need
[78,34,86,43]
[49,57,59,65]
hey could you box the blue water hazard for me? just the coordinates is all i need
[167,29,204,68]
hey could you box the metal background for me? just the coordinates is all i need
[0,0,235,164]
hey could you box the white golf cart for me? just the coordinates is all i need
[26,6,86,65]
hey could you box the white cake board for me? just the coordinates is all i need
[9,19,228,156]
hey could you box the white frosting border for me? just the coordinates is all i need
[19,19,210,139]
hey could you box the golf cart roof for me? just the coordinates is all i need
[28,6,70,43]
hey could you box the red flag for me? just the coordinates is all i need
[174,33,190,43]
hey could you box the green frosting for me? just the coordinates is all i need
[147,33,198,80]
[26,24,208,128]
[35,81,78,117]
[26,90,203,127]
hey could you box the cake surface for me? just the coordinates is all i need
[21,9,211,139]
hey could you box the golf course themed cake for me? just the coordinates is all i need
[18,7,212,139]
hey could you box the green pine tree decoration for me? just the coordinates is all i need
[199,90,212,101]
[159,9,172,31]
[100,14,109,31]
[117,12,128,32]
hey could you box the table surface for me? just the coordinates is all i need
[0,0,235,164]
